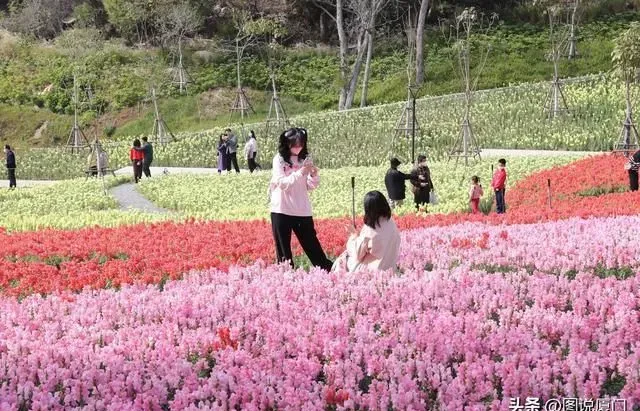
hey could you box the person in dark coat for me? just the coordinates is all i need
[410,154,434,212]
[217,134,228,174]
[4,145,16,189]
[224,128,240,173]
[384,157,412,209]
[627,149,640,191]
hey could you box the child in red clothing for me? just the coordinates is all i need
[491,158,507,214]
[469,175,484,214]
[130,139,144,183]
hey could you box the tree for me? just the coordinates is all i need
[316,0,389,110]
[415,0,430,85]
[1,0,77,39]
[441,7,497,165]
[612,22,640,152]
[158,3,202,93]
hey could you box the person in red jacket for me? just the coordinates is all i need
[491,158,507,214]
[130,139,144,183]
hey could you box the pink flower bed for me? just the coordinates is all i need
[1,217,640,410]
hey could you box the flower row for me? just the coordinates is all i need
[0,154,637,297]
[1,251,639,409]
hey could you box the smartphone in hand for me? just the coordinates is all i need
[302,154,313,167]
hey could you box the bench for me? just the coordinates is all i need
[84,167,117,179]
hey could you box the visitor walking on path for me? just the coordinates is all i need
[225,128,240,173]
[244,130,261,173]
[268,127,333,271]
[384,157,412,210]
[4,145,16,189]
[130,139,144,183]
[469,175,484,214]
[410,154,434,212]
[492,158,508,214]
[217,134,228,174]
[626,149,640,191]
[332,191,401,273]
[140,137,153,178]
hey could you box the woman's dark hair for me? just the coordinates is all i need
[278,127,308,165]
[472,175,480,184]
[133,138,141,148]
[250,130,256,139]
[363,190,392,228]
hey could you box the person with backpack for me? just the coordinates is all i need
[384,157,412,209]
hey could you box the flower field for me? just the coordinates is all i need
[0,156,576,231]
[0,177,166,232]
[2,153,640,409]
[2,216,640,409]
[137,156,579,221]
[0,154,636,297]
[6,75,636,180]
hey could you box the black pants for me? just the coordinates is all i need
[7,168,16,188]
[132,161,143,183]
[495,189,506,214]
[227,152,240,173]
[271,213,333,271]
[630,170,639,192]
[143,160,152,178]
[248,157,257,173]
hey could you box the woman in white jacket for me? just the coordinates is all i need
[333,191,401,272]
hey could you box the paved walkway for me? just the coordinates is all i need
[108,183,169,213]
[114,166,257,176]
[0,180,59,188]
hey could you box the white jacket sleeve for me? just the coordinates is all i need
[346,232,371,263]
[271,156,304,191]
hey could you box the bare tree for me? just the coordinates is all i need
[159,3,202,93]
[415,0,430,86]
[2,0,76,39]
[159,3,202,51]
[612,22,640,153]
[441,7,497,165]
[316,0,388,111]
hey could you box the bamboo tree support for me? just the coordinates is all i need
[265,74,290,138]
[566,0,579,59]
[543,8,571,119]
[66,74,90,153]
[613,79,640,156]
[172,40,193,94]
[150,88,176,147]
[391,84,421,164]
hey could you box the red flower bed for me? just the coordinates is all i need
[1,154,637,297]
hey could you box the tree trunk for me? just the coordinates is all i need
[319,12,325,40]
[343,31,369,109]
[415,0,430,86]
[360,30,374,108]
[336,0,348,110]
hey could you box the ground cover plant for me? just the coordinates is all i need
[2,214,640,408]
[0,177,166,231]
[6,74,632,181]
[0,154,635,298]
[138,156,581,220]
